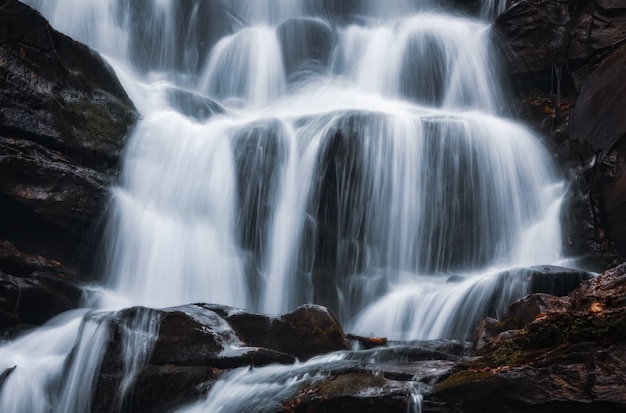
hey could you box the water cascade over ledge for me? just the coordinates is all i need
[3,0,567,410]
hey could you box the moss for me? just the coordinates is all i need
[475,310,626,369]
[319,373,385,395]
[63,92,137,170]
[307,373,386,397]
[435,369,491,392]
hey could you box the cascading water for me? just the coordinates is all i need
[4,0,569,410]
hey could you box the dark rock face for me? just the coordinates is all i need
[0,0,137,266]
[494,0,575,91]
[527,265,594,295]
[430,262,626,412]
[0,240,82,333]
[571,46,626,156]
[497,0,626,263]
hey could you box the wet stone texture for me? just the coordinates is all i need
[427,262,626,413]
[496,0,626,266]
[0,0,137,269]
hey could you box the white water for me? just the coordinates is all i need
[5,0,567,411]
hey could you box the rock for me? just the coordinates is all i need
[570,261,626,311]
[400,31,449,105]
[128,365,224,413]
[0,0,136,171]
[569,45,626,256]
[167,88,224,121]
[277,18,335,81]
[0,240,83,333]
[431,262,626,412]
[0,0,137,267]
[527,265,594,295]
[571,45,626,155]
[288,372,410,413]
[121,0,235,73]
[93,304,349,411]
[210,304,350,361]
[494,0,575,91]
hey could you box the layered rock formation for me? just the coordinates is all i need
[0,0,137,333]
[494,0,626,267]
[0,0,137,268]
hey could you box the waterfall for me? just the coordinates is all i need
[5,0,567,410]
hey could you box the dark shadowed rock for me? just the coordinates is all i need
[527,265,594,295]
[0,0,137,266]
[494,0,574,90]
[0,240,82,333]
[570,45,626,255]
[571,45,626,155]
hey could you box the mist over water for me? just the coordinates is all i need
[5,0,567,410]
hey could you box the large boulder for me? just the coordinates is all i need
[0,0,137,266]
[93,304,349,412]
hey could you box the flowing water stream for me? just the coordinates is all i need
[2,0,567,411]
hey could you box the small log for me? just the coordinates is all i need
[346,334,388,349]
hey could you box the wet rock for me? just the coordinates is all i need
[129,365,224,413]
[289,372,410,413]
[571,45,626,156]
[0,0,136,171]
[167,88,224,121]
[121,0,235,73]
[0,240,82,333]
[94,304,349,411]
[211,304,350,361]
[277,18,335,81]
[527,265,594,295]
[570,45,626,256]
[431,262,626,412]
[0,0,137,266]
[494,0,575,91]
[401,32,448,105]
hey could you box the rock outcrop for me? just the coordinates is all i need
[427,262,626,412]
[495,0,626,264]
[0,0,137,268]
